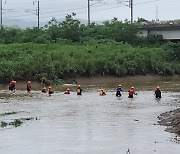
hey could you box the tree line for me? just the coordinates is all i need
[0,14,164,46]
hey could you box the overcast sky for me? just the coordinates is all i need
[2,0,180,24]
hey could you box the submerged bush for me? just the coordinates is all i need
[1,119,23,128]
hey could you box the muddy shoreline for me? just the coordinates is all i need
[0,75,179,91]
[158,108,180,136]
[76,75,180,84]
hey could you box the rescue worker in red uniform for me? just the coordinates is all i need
[9,80,16,92]
[64,88,70,94]
[128,87,137,98]
[27,81,31,94]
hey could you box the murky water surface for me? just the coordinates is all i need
[0,77,180,154]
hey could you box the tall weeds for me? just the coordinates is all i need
[0,42,179,83]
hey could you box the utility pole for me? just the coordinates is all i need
[32,1,40,29]
[88,0,90,25]
[156,5,159,22]
[88,0,103,25]
[0,0,2,28]
[37,1,40,29]
[117,0,133,23]
[130,0,133,23]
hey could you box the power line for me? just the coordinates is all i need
[88,0,107,25]
[6,1,118,18]
[5,0,162,19]
[135,0,161,5]
[5,3,125,22]
[18,4,130,21]
[116,0,133,23]
[5,0,62,5]
[3,0,178,24]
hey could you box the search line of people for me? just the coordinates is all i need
[8,80,162,98]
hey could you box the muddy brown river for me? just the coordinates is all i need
[0,76,180,154]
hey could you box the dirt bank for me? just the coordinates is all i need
[158,108,180,136]
[76,75,180,91]
[76,75,179,85]
[0,75,179,91]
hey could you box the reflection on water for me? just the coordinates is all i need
[0,77,180,154]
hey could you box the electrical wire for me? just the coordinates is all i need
[5,1,119,18]
[3,0,180,23]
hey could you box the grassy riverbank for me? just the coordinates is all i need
[0,42,179,84]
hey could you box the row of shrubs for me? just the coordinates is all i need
[0,41,179,84]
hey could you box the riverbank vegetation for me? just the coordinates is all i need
[0,14,179,83]
[0,42,179,84]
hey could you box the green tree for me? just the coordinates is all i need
[0,27,21,44]
[45,17,61,43]
[59,13,81,42]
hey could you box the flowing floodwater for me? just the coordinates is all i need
[0,76,180,154]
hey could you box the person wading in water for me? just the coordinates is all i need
[116,84,123,97]
[48,86,54,96]
[76,85,82,95]
[155,86,161,98]
[100,88,106,96]
[128,87,137,98]
[64,88,70,94]
[9,80,16,92]
[42,87,47,93]
[27,80,31,94]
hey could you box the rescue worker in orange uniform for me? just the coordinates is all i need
[76,85,82,95]
[42,87,47,93]
[100,88,106,96]
[27,80,31,94]
[128,87,137,98]
[155,86,161,98]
